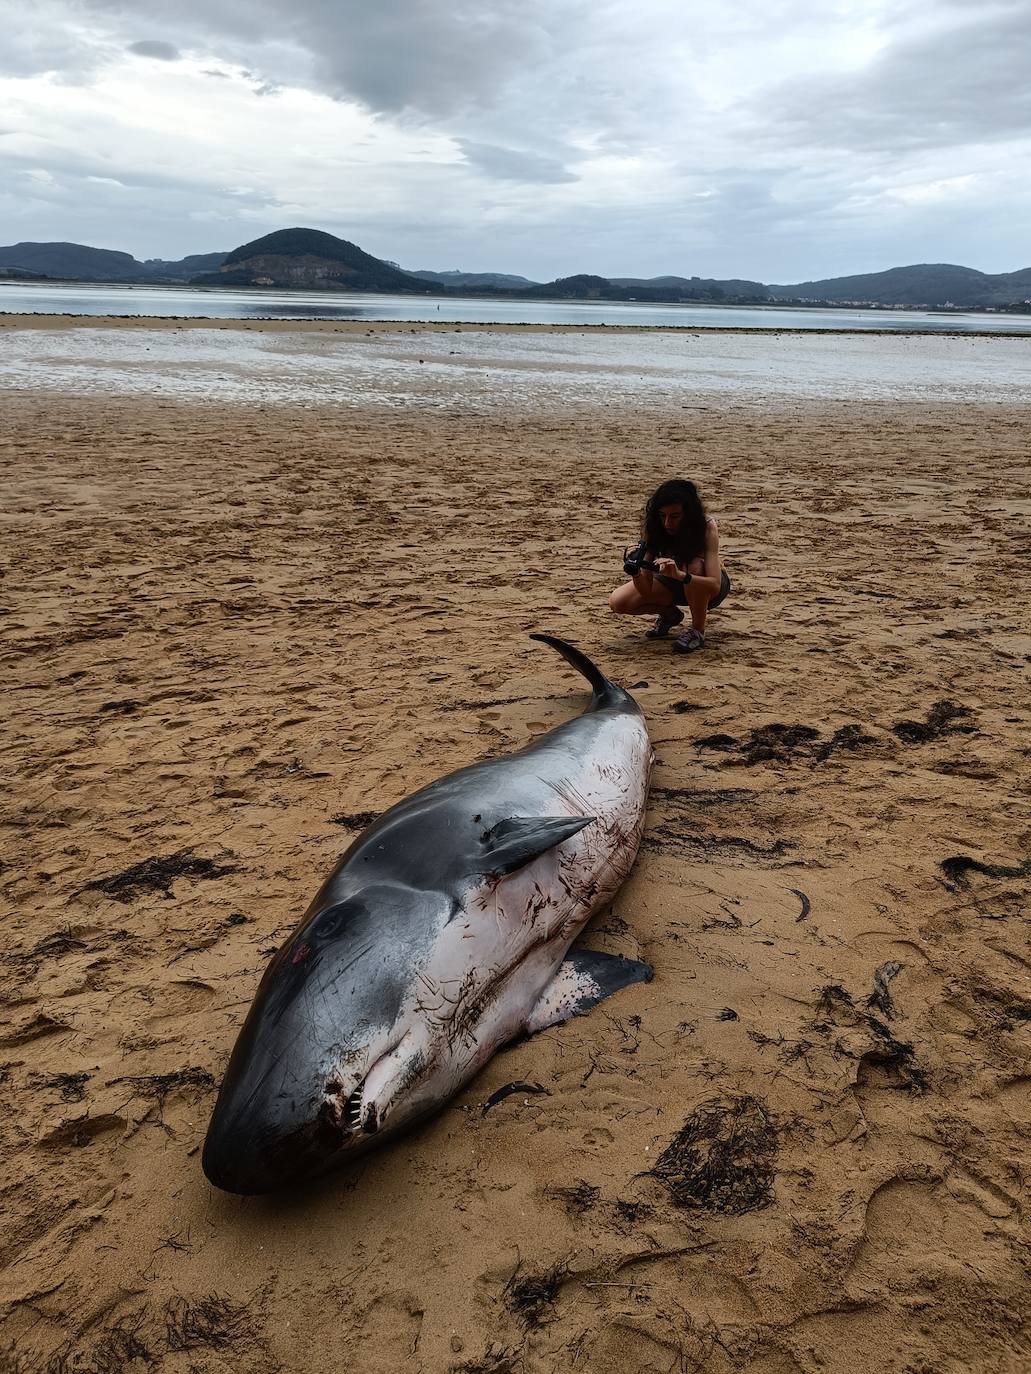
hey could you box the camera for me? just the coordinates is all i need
[623,540,659,576]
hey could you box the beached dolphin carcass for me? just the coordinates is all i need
[203,635,653,1194]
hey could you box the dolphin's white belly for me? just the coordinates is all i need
[355,710,652,1130]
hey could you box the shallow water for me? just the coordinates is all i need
[1,324,1028,410]
[3,280,1031,334]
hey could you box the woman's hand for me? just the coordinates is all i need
[654,556,687,582]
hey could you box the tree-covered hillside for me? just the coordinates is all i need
[767,263,1031,307]
[205,228,424,290]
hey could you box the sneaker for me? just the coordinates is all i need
[644,607,684,639]
[672,627,705,654]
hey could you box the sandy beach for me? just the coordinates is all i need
[1,320,1030,1373]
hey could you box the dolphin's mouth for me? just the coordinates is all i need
[344,1082,380,1134]
[324,1075,379,1136]
[325,1030,424,1140]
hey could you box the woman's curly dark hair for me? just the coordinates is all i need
[642,479,707,561]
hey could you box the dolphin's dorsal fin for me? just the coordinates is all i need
[525,949,653,1033]
[529,633,625,707]
[481,815,595,876]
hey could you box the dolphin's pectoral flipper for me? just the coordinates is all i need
[481,815,595,876]
[525,949,653,1034]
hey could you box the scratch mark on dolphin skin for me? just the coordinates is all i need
[526,883,551,926]
[429,965,511,1048]
[321,943,377,989]
[545,777,593,816]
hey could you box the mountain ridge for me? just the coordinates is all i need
[0,241,228,282]
[2,233,1030,307]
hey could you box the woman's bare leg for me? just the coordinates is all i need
[685,578,711,633]
[683,556,710,632]
[608,575,677,616]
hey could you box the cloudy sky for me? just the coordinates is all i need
[1,0,1028,281]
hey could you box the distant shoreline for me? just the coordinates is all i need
[2,276,1029,318]
[3,312,1031,340]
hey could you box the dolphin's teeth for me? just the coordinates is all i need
[345,1087,364,1131]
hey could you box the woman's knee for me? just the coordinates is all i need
[686,579,711,609]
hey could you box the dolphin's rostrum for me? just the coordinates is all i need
[203,635,653,1193]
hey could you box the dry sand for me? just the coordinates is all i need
[1,334,1030,1373]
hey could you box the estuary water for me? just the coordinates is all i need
[2,279,1031,334]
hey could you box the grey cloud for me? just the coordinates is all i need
[0,144,275,203]
[127,40,181,61]
[0,9,112,80]
[759,4,1031,152]
[639,172,848,261]
[456,140,577,185]
[83,0,588,118]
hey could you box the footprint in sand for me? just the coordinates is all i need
[845,1175,1015,1296]
[142,979,216,1026]
[38,1112,127,1149]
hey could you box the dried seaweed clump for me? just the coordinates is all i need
[651,1095,777,1215]
[111,1066,216,1101]
[83,850,235,902]
[503,1260,571,1328]
[450,1345,522,1374]
[43,1312,150,1374]
[164,1295,252,1351]
[939,854,1031,889]
[697,723,821,765]
[329,810,382,830]
[548,1179,600,1216]
[892,699,974,744]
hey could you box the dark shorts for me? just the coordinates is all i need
[670,567,731,608]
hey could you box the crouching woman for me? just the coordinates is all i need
[609,478,730,654]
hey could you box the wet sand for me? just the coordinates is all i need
[1,352,1030,1373]
[3,311,1031,337]
[2,315,1029,412]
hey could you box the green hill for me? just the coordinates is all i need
[198,228,426,291]
[611,274,767,298]
[518,273,765,304]
[0,241,147,281]
[766,263,1031,308]
[144,252,227,279]
[0,242,228,282]
[409,269,539,288]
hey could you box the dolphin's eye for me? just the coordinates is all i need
[312,902,351,941]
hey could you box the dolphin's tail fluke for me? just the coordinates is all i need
[530,633,630,709]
